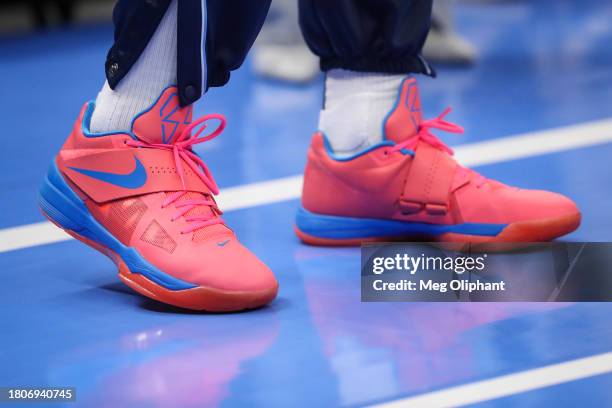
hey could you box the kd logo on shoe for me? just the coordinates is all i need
[403,79,422,132]
[160,92,193,143]
[69,156,147,189]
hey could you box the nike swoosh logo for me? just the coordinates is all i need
[69,156,147,189]
[217,239,230,247]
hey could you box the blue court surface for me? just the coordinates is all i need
[2,0,612,406]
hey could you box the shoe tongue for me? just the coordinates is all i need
[132,87,193,144]
[383,77,423,143]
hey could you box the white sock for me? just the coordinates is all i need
[90,0,178,133]
[318,69,406,157]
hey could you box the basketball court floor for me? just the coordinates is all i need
[1,0,612,406]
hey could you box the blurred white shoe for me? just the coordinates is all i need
[423,26,477,65]
[423,0,478,65]
[253,42,319,83]
[253,0,319,83]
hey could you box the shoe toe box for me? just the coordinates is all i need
[191,239,278,293]
[504,188,580,222]
[457,182,580,224]
[139,236,278,294]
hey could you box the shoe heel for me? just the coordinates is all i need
[38,161,89,232]
[38,160,197,291]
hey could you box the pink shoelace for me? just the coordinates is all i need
[127,114,226,234]
[387,107,463,155]
[387,107,486,188]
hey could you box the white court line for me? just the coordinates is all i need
[2,117,612,253]
[371,351,612,408]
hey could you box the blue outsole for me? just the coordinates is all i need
[295,206,507,240]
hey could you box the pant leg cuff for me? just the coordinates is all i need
[320,55,436,77]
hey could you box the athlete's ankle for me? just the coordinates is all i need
[318,69,407,157]
[90,0,178,134]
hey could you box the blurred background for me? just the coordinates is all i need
[0,0,113,33]
[2,1,612,406]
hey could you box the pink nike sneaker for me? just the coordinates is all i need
[296,78,581,245]
[39,87,278,311]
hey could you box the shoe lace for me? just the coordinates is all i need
[388,107,463,155]
[388,107,487,188]
[126,114,226,234]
